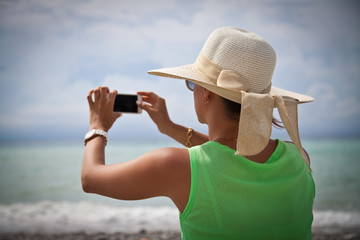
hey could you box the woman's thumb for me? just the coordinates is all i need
[137,100,150,112]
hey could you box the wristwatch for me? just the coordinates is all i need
[84,129,108,146]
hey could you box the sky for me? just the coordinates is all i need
[0,0,359,141]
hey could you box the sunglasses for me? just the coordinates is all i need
[186,80,195,91]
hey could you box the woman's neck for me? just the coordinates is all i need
[207,118,238,146]
[207,116,277,164]
[203,94,277,163]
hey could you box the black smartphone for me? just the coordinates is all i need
[113,94,142,113]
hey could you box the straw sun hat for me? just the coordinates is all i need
[148,27,314,169]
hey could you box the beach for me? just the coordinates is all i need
[1,228,360,240]
[312,227,360,240]
[0,231,181,240]
[1,201,360,240]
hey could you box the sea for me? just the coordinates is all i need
[0,138,359,234]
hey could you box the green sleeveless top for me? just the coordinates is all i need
[180,140,315,240]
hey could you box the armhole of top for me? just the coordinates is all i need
[283,141,316,197]
[180,147,197,221]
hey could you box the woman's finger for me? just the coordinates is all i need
[137,100,151,113]
[140,96,155,106]
[87,89,94,106]
[138,92,158,105]
[99,86,109,103]
[100,86,109,95]
[109,89,118,102]
[137,91,156,97]
[137,91,158,100]
[94,86,101,102]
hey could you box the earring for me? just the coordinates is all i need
[204,96,209,104]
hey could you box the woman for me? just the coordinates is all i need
[82,27,315,239]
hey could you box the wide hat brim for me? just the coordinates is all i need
[148,64,314,104]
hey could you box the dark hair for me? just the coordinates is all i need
[221,97,284,129]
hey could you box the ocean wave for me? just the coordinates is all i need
[313,210,360,228]
[0,201,359,234]
[0,201,180,234]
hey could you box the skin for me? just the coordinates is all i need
[82,84,279,213]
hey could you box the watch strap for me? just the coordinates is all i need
[84,129,108,146]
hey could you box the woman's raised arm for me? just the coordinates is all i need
[81,87,191,211]
[82,137,190,209]
[137,91,209,147]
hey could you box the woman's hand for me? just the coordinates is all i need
[137,91,172,134]
[87,86,122,132]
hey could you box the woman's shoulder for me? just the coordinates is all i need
[149,147,190,168]
[148,147,191,211]
[157,146,189,157]
[282,140,311,165]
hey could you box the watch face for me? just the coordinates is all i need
[85,129,95,139]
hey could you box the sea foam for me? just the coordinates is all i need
[1,201,359,234]
[0,201,180,234]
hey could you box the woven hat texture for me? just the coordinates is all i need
[149,27,313,104]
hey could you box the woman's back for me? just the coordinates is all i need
[180,140,315,240]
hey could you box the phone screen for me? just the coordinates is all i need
[113,94,140,113]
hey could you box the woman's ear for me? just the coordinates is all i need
[203,88,211,98]
[203,88,211,104]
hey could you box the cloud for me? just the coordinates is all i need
[307,82,360,119]
[0,0,359,140]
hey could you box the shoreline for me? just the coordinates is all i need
[1,228,360,240]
